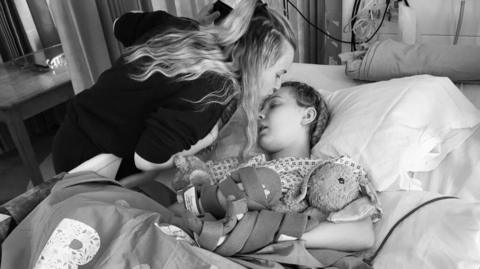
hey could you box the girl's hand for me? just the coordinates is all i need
[303,207,327,222]
[303,207,327,232]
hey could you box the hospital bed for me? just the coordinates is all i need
[58,62,480,268]
[0,0,472,265]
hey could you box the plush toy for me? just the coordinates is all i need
[172,155,215,191]
[273,156,382,223]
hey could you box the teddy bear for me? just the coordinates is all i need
[273,156,382,223]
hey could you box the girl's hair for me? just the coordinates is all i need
[281,81,330,148]
[123,0,297,160]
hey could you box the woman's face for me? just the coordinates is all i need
[259,41,295,99]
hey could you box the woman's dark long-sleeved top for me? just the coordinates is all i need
[60,11,229,177]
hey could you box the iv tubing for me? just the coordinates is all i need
[453,0,466,45]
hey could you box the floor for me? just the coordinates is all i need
[0,131,56,204]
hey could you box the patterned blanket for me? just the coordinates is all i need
[1,172,369,269]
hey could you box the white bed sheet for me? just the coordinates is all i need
[368,190,480,269]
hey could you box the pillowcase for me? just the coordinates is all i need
[312,75,480,191]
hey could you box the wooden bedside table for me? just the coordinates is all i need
[0,44,74,185]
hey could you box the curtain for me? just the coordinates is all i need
[278,0,343,64]
[280,0,327,63]
[0,0,31,62]
[25,0,60,48]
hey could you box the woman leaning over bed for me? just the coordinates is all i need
[52,0,296,179]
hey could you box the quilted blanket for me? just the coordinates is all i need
[1,172,369,269]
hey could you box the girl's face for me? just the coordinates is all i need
[258,41,295,99]
[258,86,308,154]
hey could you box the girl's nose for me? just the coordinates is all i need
[258,113,265,120]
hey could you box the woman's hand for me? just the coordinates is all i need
[195,3,220,26]
[134,123,219,171]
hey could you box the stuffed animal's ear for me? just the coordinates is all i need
[295,171,310,203]
[297,160,328,203]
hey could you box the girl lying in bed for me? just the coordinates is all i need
[171,81,376,252]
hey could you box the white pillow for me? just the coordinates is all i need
[312,75,480,191]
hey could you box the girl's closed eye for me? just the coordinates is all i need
[269,101,279,108]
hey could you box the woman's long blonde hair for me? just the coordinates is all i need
[123,0,297,158]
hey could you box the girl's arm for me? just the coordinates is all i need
[300,218,375,251]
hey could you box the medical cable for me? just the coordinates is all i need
[347,0,380,51]
[285,0,391,46]
[453,0,466,45]
[351,0,362,50]
[363,195,459,266]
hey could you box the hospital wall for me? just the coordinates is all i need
[341,0,480,52]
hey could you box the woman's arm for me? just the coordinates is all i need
[300,218,375,251]
[134,122,219,171]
